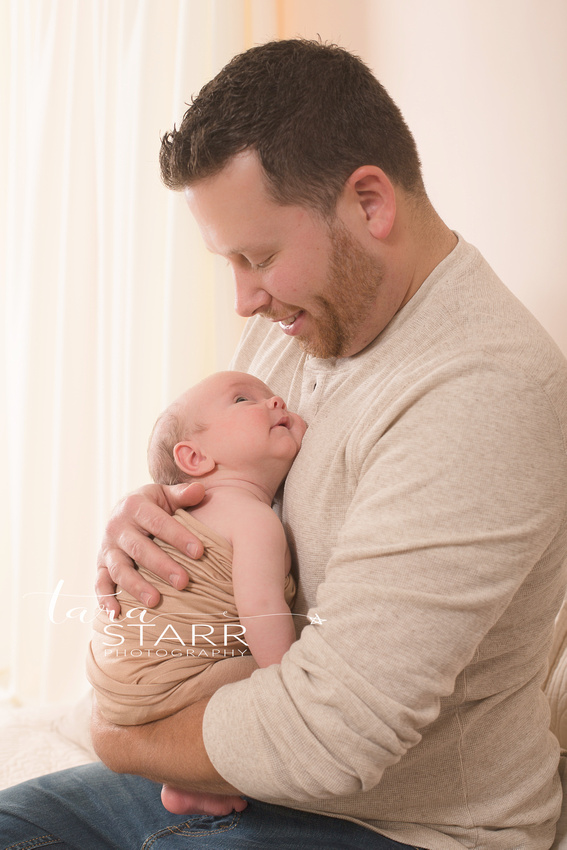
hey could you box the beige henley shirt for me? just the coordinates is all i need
[203,235,567,850]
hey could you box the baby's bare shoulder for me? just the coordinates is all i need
[228,493,282,534]
[196,489,281,545]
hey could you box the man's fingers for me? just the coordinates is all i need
[96,529,191,610]
[124,500,204,560]
[95,555,161,613]
[95,561,129,617]
[95,483,207,614]
[163,481,206,513]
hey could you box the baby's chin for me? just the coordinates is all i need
[288,419,307,449]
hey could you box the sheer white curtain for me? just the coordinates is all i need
[3,0,566,707]
[0,0,280,704]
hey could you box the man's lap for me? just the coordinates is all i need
[0,762,420,849]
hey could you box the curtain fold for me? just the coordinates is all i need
[1,0,280,704]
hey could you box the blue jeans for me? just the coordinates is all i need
[0,763,423,849]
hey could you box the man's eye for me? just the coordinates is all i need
[250,255,273,271]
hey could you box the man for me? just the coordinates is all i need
[1,39,566,850]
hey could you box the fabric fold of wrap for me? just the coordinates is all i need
[87,509,296,724]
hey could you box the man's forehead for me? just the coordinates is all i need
[183,152,288,255]
[184,151,268,207]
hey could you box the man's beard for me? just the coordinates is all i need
[297,220,385,359]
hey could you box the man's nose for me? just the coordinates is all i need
[232,269,271,318]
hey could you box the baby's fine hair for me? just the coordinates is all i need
[148,404,193,486]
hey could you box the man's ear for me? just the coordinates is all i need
[345,166,396,240]
[173,441,216,477]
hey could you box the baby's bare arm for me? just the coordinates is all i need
[229,502,296,668]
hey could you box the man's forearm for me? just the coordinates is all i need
[90,696,240,794]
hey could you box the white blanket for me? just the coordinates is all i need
[0,694,96,791]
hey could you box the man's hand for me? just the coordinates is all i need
[96,481,206,617]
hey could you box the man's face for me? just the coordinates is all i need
[312,219,385,358]
[185,151,386,358]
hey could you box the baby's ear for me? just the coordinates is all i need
[173,441,215,477]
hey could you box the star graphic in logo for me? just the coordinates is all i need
[308,613,326,626]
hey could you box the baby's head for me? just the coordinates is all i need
[148,371,305,487]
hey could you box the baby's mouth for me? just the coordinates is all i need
[272,414,291,430]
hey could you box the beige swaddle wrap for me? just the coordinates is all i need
[87,509,296,725]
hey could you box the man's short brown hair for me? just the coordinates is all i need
[159,38,425,215]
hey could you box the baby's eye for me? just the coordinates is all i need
[235,396,248,403]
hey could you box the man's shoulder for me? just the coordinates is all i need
[399,236,567,401]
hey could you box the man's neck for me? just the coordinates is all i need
[397,200,458,311]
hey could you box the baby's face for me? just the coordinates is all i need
[183,372,306,470]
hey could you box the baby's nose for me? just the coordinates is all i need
[268,396,286,409]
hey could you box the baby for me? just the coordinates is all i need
[87,371,306,725]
